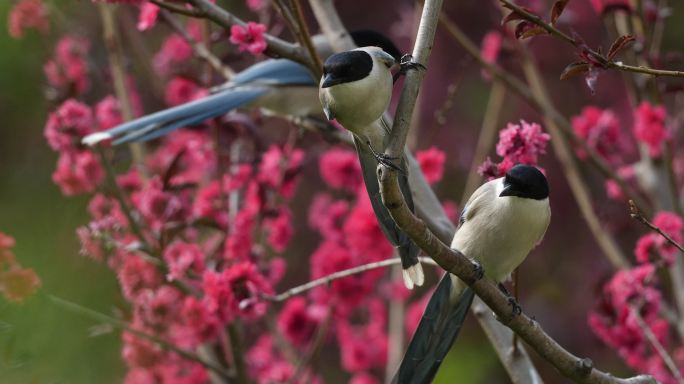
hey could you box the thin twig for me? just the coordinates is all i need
[226,324,249,384]
[499,0,684,78]
[95,148,155,254]
[436,11,652,216]
[290,0,323,78]
[287,309,332,384]
[264,257,437,302]
[629,200,684,253]
[98,3,146,165]
[158,10,234,80]
[47,294,232,379]
[630,305,684,384]
[461,80,506,202]
[519,47,631,269]
[150,0,204,17]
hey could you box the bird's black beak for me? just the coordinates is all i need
[321,74,342,88]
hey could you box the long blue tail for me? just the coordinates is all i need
[394,275,475,384]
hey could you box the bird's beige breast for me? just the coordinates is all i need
[451,196,550,282]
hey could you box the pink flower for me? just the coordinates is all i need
[258,145,305,198]
[571,106,622,163]
[44,99,94,152]
[132,176,190,232]
[308,194,349,242]
[337,300,388,372]
[154,35,193,75]
[137,2,159,31]
[43,35,90,95]
[588,264,670,375]
[224,261,273,319]
[264,207,294,252]
[135,285,182,328]
[416,146,446,184]
[95,95,124,130]
[0,267,41,303]
[343,191,394,262]
[246,0,266,11]
[163,241,205,281]
[51,151,104,196]
[319,147,362,192]
[122,328,163,368]
[277,297,326,347]
[496,120,550,165]
[480,30,502,79]
[634,211,683,266]
[173,296,220,348]
[201,270,235,323]
[350,372,380,384]
[164,77,207,107]
[230,22,267,55]
[442,200,459,224]
[590,0,633,15]
[146,130,216,186]
[633,102,669,157]
[224,208,255,260]
[8,0,49,39]
[604,166,634,201]
[202,262,272,322]
[309,241,373,307]
[117,254,163,301]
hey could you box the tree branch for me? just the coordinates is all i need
[263,257,437,302]
[630,200,684,254]
[437,11,652,217]
[185,0,312,67]
[158,10,235,80]
[377,1,655,382]
[499,0,684,78]
[47,294,232,380]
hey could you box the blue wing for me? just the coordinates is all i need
[83,59,316,146]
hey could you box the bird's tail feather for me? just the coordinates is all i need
[353,135,423,289]
[82,87,267,146]
[394,275,475,384]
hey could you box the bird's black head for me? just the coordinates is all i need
[499,164,549,200]
[321,50,373,88]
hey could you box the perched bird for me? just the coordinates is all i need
[319,47,424,289]
[81,30,401,146]
[396,164,551,384]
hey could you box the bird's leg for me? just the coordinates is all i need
[471,260,484,280]
[497,282,522,317]
[393,54,427,83]
[366,140,406,175]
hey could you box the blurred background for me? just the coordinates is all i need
[1,0,683,383]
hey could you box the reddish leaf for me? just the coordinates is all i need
[501,6,537,25]
[515,22,547,40]
[551,0,569,24]
[560,61,592,80]
[502,11,526,25]
[607,35,636,60]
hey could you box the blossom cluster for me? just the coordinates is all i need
[478,120,550,179]
[0,232,41,303]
